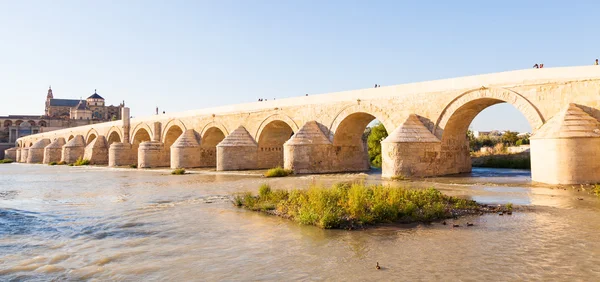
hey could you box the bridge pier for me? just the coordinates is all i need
[138,141,169,168]
[284,121,334,173]
[19,148,28,163]
[381,115,442,178]
[84,136,108,165]
[217,126,258,171]
[61,135,85,163]
[4,147,17,161]
[109,143,136,167]
[171,129,201,169]
[27,138,51,163]
[530,104,600,184]
[15,148,21,162]
[43,138,66,164]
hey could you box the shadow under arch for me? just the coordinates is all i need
[161,119,187,144]
[85,128,100,145]
[106,126,123,146]
[255,115,298,169]
[130,123,154,144]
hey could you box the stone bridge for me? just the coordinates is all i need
[8,66,600,185]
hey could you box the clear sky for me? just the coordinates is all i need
[2,1,599,133]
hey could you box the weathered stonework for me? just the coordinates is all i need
[14,66,600,184]
[382,115,442,178]
[4,147,17,161]
[19,148,28,163]
[61,135,85,163]
[171,129,201,169]
[217,126,258,170]
[284,121,334,173]
[531,104,600,184]
[27,138,51,163]
[84,136,108,165]
[138,141,169,168]
[43,138,66,164]
[109,143,135,167]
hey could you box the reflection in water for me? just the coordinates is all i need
[1,164,600,280]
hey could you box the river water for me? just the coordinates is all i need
[1,164,599,281]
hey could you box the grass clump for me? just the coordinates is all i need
[57,161,66,165]
[234,182,484,229]
[0,159,14,164]
[48,161,57,166]
[73,157,91,166]
[264,167,293,177]
[171,168,186,175]
[129,164,137,169]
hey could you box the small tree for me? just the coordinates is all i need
[367,123,388,168]
[501,131,519,146]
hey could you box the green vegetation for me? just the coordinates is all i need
[234,182,484,229]
[473,156,531,169]
[391,174,409,181]
[57,161,66,165]
[467,129,529,153]
[73,157,90,166]
[48,161,57,166]
[593,184,600,197]
[129,164,137,168]
[366,123,388,168]
[171,168,186,175]
[0,159,14,164]
[264,167,293,177]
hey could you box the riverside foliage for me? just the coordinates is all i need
[264,167,293,177]
[0,159,14,164]
[234,183,481,229]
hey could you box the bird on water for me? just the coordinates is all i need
[376,262,381,270]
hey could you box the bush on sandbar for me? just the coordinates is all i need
[48,161,57,166]
[234,182,479,229]
[73,157,90,166]
[171,168,186,175]
[0,159,14,164]
[264,167,293,177]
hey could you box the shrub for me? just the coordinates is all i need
[129,164,137,169]
[505,202,513,211]
[73,157,90,166]
[48,161,57,166]
[0,159,14,164]
[57,161,66,165]
[171,168,186,175]
[264,167,293,177]
[235,182,482,229]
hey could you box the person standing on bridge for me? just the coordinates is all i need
[595,59,598,65]
[533,64,539,68]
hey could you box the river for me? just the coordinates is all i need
[1,164,599,281]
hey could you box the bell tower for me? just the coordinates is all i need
[45,86,53,116]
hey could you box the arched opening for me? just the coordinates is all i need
[4,120,12,127]
[107,131,121,146]
[164,126,183,150]
[441,99,533,175]
[39,121,47,127]
[163,125,184,163]
[132,128,151,146]
[15,120,23,126]
[27,120,36,126]
[67,135,74,141]
[200,127,226,167]
[333,112,388,173]
[28,142,33,147]
[257,120,294,169]
[87,134,97,145]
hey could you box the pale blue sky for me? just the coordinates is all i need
[2,1,599,133]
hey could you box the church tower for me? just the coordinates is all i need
[45,86,53,116]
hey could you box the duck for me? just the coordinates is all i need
[442,221,447,225]
[376,262,381,270]
[507,211,513,215]
[466,222,474,227]
[577,198,584,201]
[453,224,460,228]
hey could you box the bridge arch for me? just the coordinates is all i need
[255,114,298,168]
[131,123,153,144]
[4,120,12,127]
[329,104,393,142]
[198,121,228,167]
[85,129,99,145]
[162,119,187,144]
[434,87,545,140]
[106,126,123,145]
[200,121,229,139]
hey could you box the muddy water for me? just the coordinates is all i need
[1,164,600,281]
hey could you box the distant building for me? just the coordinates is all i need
[0,87,124,158]
[45,87,123,120]
[473,131,491,138]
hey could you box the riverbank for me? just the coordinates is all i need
[234,182,511,229]
[472,152,530,169]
